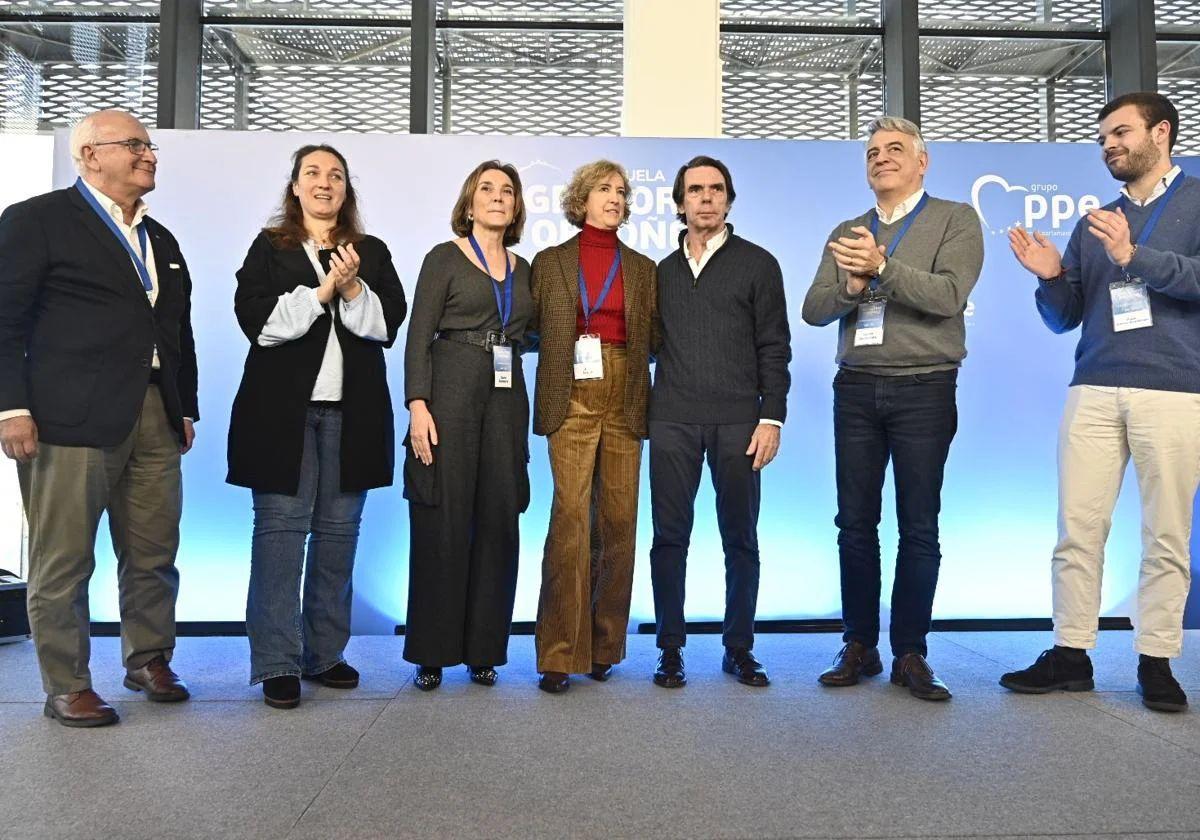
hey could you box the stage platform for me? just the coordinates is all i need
[2,630,1200,840]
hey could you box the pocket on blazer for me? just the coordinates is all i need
[401,431,439,506]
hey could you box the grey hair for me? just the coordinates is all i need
[865,115,927,156]
[69,112,105,175]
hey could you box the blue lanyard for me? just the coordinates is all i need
[75,178,152,292]
[869,192,930,259]
[577,250,621,333]
[1118,174,1184,248]
[467,233,513,329]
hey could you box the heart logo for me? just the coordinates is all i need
[971,174,1029,233]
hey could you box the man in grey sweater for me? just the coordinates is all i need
[802,116,984,701]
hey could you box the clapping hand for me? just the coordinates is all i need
[316,243,362,304]
[829,227,886,295]
[1008,227,1063,280]
[1086,207,1136,267]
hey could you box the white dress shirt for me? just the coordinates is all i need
[681,223,782,429]
[1120,164,1182,206]
[257,239,389,402]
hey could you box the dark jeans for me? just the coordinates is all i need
[246,405,367,685]
[649,420,761,650]
[833,368,958,657]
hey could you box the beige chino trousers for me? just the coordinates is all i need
[1053,384,1200,658]
[17,386,182,695]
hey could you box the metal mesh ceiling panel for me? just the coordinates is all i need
[920,0,1102,29]
[721,0,879,26]
[1160,79,1200,155]
[1,1,159,14]
[203,0,623,20]
[1156,0,1200,30]
[722,33,882,139]
[922,37,1105,143]
[0,23,157,131]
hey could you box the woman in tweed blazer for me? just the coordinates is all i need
[531,159,657,693]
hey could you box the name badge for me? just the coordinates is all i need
[493,344,513,388]
[854,300,886,347]
[573,334,603,380]
[1110,279,1153,332]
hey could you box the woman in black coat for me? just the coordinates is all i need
[227,144,407,709]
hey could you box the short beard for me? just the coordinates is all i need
[1105,136,1161,184]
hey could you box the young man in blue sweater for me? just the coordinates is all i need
[1003,93,1200,712]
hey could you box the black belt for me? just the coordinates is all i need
[436,329,514,353]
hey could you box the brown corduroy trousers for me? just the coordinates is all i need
[536,345,642,674]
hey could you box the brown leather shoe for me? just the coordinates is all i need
[819,641,883,687]
[124,655,190,702]
[43,689,119,728]
[538,671,570,694]
[588,663,613,682]
[890,653,952,701]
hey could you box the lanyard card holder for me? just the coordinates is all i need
[1110,277,1153,332]
[574,334,603,380]
[493,344,513,388]
[855,297,886,347]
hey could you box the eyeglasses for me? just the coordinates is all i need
[90,138,159,155]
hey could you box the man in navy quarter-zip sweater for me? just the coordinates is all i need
[1003,93,1200,713]
[648,156,791,690]
[803,116,984,702]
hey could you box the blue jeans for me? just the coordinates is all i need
[833,369,958,657]
[246,406,367,684]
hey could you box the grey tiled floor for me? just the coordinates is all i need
[3,631,1200,840]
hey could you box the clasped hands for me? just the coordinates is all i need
[316,243,362,306]
[1009,206,1136,279]
[828,227,886,296]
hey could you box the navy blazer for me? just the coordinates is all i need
[0,185,198,447]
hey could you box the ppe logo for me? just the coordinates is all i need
[970,174,1101,236]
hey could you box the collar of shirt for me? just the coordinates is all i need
[874,187,926,225]
[1119,164,1182,207]
[80,177,150,232]
[684,224,729,277]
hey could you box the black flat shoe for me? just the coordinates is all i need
[263,675,301,709]
[1000,647,1094,694]
[818,641,883,687]
[468,666,498,687]
[1139,655,1188,712]
[414,666,442,691]
[891,653,951,701]
[302,662,359,689]
[538,672,569,694]
[588,663,613,682]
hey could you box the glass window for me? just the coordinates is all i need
[920,0,1102,31]
[921,37,1105,142]
[435,28,621,135]
[0,22,157,133]
[721,0,879,28]
[1159,40,1200,156]
[722,33,882,139]
[201,25,410,131]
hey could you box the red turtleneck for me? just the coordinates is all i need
[576,223,627,345]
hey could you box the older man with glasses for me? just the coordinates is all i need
[0,109,199,727]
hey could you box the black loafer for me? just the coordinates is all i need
[588,663,613,682]
[302,662,359,689]
[538,672,570,694]
[468,666,498,687]
[414,666,442,691]
[722,647,770,687]
[819,641,883,687]
[653,647,686,688]
[263,675,301,709]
